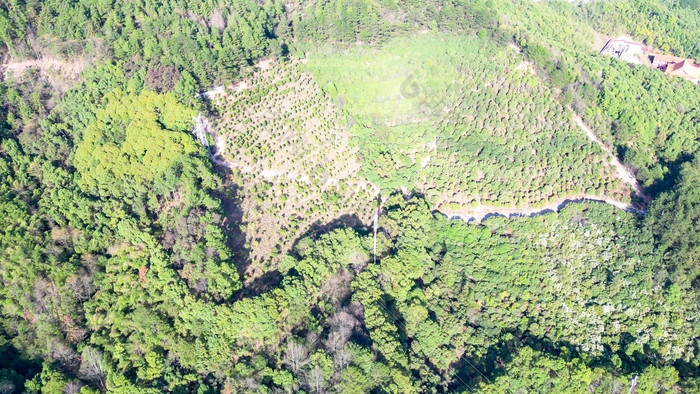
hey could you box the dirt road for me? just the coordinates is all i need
[572,115,650,203]
[439,194,640,222]
[207,114,646,224]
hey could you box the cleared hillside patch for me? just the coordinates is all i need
[305,33,633,211]
[211,34,640,271]
[211,61,376,274]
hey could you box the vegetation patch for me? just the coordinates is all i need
[306,33,633,209]
[212,61,377,272]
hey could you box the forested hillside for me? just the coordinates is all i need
[306,34,632,208]
[0,0,698,392]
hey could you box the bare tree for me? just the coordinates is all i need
[32,277,58,314]
[49,339,80,372]
[0,381,15,394]
[306,331,322,351]
[324,331,346,355]
[67,270,97,302]
[283,342,309,372]
[209,9,226,32]
[329,311,358,344]
[333,347,352,371]
[308,367,325,393]
[241,377,259,392]
[193,277,208,295]
[347,301,365,320]
[320,269,352,306]
[78,347,107,389]
[63,381,83,394]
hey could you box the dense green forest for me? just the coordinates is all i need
[0,0,699,392]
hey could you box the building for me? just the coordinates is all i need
[601,39,700,85]
[600,39,648,64]
[662,59,700,84]
[650,53,689,68]
[647,53,700,84]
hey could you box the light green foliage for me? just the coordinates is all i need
[73,89,198,196]
[307,33,631,208]
[580,0,700,59]
[1,0,698,392]
[24,364,71,394]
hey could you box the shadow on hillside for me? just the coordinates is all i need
[235,213,369,300]
[237,214,369,299]
[216,167,371,298]
[210,164,252,282]
[646,152,694,197]
[289,213,371,260]
[214,165,284,300]
[301,214,370,240]
[235,269,283,300]
[448,334,582,390]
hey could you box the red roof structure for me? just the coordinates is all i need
[663,59,700,84]
[600,38,700,84]
[650,53,688,65]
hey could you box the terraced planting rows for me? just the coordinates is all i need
[306,33,634,210]
[211,62,376,273]
[212,34,639,269]
[213,61,361,181]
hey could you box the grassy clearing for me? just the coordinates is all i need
[306,33,632,210]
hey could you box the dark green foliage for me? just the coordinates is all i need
[523,42,551,64]
[0,0,698,392]
[645,157,700,291]
[289,0,498,46]
[0,60,241,391]
[3,0,281,88]
[579,0,700,59]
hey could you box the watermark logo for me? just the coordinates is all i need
[399,71,447,120]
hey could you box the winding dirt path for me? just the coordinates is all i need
[206,112,647,224]
[439,194,640,223]
[572,115,650,203]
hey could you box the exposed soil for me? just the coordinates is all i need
[1,56,87,92]
[572,115,650,203]
[1,57,86,78]
[513,60,535,74]
[439,193,638,223]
